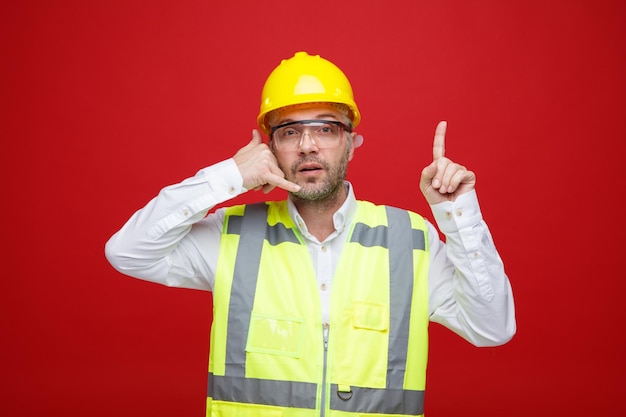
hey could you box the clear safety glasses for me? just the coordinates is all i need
[270,119,350,150]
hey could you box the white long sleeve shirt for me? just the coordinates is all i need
[105,158,516,346]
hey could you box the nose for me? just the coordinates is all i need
[298,131,319,153]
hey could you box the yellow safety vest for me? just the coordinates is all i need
[207,200,430,417]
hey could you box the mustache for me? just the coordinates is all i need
[291,156,329,173]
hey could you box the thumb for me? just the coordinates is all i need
[250,129,263,145]
[420,161,439,190]
[421,160,438,180]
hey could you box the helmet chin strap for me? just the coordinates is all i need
[354,135,364,148]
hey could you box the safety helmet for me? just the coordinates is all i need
[257,51,361,135]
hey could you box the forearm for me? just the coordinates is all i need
[428,190,516,346]
[105,159,245,287]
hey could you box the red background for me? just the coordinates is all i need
[2,1,625,416]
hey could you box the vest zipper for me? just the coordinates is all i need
[320,330,329,417]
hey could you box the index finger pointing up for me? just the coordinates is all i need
[432,121,447,160]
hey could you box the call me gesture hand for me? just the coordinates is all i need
[233,130,301,194]
[419,121,476,205]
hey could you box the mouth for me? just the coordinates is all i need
[297,162,324,173]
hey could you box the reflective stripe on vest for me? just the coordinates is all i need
[208,372,317,409]
[208,374,425,415]
[209,202,427,416]
[351,206,425,394]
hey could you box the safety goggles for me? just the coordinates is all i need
[270,119,350,150]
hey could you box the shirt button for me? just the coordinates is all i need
[321,283,327,291]
[445,211,452,219]
[323,322,330,330]
[455,209,463,217]
[321,245,327,252]
[473,252,480,259]
[228,186,236,195]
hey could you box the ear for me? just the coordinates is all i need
[353,133,364,148]
[347,131,357,161]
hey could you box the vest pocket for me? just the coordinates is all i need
[332,301,390,387]
[246,313,304,358]
[352,301,388,331]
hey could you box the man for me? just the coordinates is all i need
[106,51,516,417]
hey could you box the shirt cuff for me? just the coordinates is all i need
[429,189,483,234]
[198,158,247,200]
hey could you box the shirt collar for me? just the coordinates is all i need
[286,181,358,240]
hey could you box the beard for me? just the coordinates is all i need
[283,149,350,203]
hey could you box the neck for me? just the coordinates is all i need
[291,184,347,241]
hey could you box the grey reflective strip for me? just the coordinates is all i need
[412,229,426,251]
[226,215,243,235]
[266,222,299,246]
[350,218,425,251]
[350,223,387,247]
[208,373,317,409]
[226,212,298,246]
[329,384,424,415]
[385,206,414,390]
[224,203,268,377]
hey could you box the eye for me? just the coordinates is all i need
[281,128,299,137]
[317,124,337,135]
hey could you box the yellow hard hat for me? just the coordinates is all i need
[257,51,361,135]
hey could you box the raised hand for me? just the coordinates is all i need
[419,121,476,205]
[233,130,301,194]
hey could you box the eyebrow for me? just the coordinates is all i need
[278,113,339,124]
